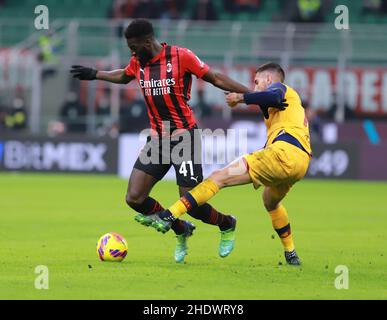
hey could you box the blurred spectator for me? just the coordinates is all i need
[0,103,7,131]
[119,99,148,133]
[110,0,161,19]
[362,0,387,14]
[290,0,325,23]
[4,98,28,131]
[47,121,66,136]
[325,94,355,121]
[223,0,261,13]
[363,0,382,13]
[192,89,213,118]
[110,0,129,18]
[60,92,87,133]
[304,101,323,141]
[37,31,60,64]
[160,0,185,20]
[96,96,111,118]
[96,96,112,135]
[133,0,161,19]
[38,31,61,78]
[105,121,120,138]
[191,0,218,20]
[109,0,127,37]
[109,0,187,22]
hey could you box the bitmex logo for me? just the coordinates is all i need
[1,140,107,172]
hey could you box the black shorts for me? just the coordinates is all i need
[133,127,203,187]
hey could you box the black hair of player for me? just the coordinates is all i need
[256,62,285,82]
[124,19,154,40]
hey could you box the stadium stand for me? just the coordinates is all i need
[1,0,387,134]
[1,0,387,51]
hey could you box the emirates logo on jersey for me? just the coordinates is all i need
[140,78,176,96]
[166,62,172,73]
[139,78,176,89]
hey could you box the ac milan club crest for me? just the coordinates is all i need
[166,62,172,73]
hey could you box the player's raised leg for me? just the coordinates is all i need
[169,158,251,217]
[179,185,235,232]
[126,168,189,237]
[262,185,301,266]
[149,157,251,256]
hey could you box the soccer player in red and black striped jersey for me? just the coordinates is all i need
[71,19,250,263]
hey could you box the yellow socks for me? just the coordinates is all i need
[269,205,295,252]
[169,179,220,218]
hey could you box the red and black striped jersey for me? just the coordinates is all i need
[125,43,209,135]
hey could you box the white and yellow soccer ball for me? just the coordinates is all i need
[96,232,128,262]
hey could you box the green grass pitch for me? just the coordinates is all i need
[0,173,386,300]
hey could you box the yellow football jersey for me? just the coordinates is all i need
[265,84,312,156]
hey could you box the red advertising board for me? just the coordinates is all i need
[286,66,387,115]
[82,62,387,117]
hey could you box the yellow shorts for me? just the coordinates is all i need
[243,141,310,190]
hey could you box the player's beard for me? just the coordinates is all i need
[138,50,153,67]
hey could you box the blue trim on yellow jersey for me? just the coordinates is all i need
[273,132,308,155]
[184,192,198,209]
[243,82,287,107]
[267,82,287,100]
[275,223,291,237]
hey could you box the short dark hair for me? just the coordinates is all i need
[124,19,154,39]
[256,62,285,82]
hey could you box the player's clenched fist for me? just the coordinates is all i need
[70,65,98,80]
[226,92,244,108]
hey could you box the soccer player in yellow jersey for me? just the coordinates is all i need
[148,62,312,265]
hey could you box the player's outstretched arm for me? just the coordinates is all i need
[202,69,251,94]
[226,88,288,119]
[70,65,133,84]
[96,69,134,84]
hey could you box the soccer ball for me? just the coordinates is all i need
[96,232,128,262]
